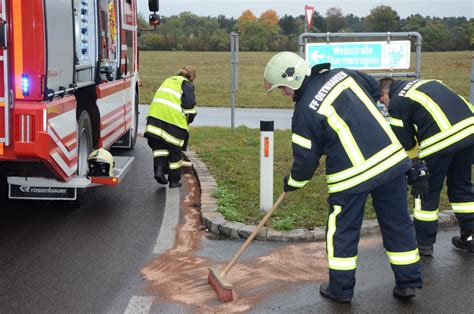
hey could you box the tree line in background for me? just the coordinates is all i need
[138,5,473,52]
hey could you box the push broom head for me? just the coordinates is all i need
[208,266,234,302]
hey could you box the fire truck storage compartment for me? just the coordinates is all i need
[45,1,75,98]
[74,0,97,85]
[97,0,119,82]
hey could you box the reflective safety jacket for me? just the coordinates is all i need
[145,75,197,148]
[387,80,474,159]
[288,66,411,194]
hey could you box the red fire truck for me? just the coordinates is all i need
[0,0,159,201]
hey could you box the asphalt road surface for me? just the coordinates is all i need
[0,138,182,313]
[138,105,293,131]
[0,107,472,312]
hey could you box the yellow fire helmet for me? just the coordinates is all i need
[264,51,311,93]
[87,148,115,177]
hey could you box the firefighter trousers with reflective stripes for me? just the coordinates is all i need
[326,175,422,299]
[148,138,182,184]
[414,145,474,246]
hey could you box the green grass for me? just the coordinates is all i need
[141,50,471,229]
[139,51,472,108]
[190,127,362,229]
[189,126,457,229]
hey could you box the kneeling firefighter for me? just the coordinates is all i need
[264,52,422,302]
[144,66,197,188]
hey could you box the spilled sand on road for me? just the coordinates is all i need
[141,170,379,312]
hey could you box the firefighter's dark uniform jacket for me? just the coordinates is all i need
[287,66,422,299]
[387,79,474,245]
[387,79,473,159]
[288,66,412,194]
[144,75,197,150]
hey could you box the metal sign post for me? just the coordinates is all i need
[470,51,474,103]
[260,121,274,212]
[230,32,239,129]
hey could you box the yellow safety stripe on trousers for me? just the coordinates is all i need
[327,205,341,259]
[390,118,404,127]
[328,256,358,271]
[327,143,402,183]
[451,202,474,214]
[386,249,420,265]
[413,197,439,221]
[153,149,169,157]
[183,108,197,114]
[419,118,474,158]
[405,81,451,131]
[319,102,365,165]
[169,160,182,170]
[326,206,357,270]
[145,125,184,147]
[292,133,312,149]
[327,149,407,193]
[288,174,310,188]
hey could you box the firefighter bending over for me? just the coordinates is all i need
[264,52,422,302]
[144,66,197,188]
[379,77,474,255]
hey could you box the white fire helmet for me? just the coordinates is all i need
[263,51,311,93]
[87,148,115,177]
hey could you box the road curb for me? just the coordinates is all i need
[185,150,458,242]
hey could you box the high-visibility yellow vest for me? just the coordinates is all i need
[148,76,188,130]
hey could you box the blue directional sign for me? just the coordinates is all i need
[305,41,411,70]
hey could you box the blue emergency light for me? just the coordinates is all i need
[21,74,29,96]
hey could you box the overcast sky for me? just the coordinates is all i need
[139,0,473,19]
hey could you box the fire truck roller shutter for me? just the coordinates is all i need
[74,0,98,85]
[45,0,75,97]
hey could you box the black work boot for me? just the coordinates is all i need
[319,283,352,303]
[418,244,433,256]
[154,169,168,185]
[393,286,416,299]
[153,160,168,185]
[452,231,474,253]
[169,181,182,188]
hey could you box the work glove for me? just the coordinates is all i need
[406,158,430,198]
[283,175,298,192]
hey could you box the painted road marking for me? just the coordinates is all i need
[153,187,180,254]
[124,296,154,314]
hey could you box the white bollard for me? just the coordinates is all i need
[260,121,274,212]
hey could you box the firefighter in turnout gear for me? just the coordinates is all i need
[264,52,422,302]
[379,78,474,255]
[144,66,197,188]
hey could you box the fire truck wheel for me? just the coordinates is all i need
[130,92,139,148]
[75,110,93,205]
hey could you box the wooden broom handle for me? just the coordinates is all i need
[220,192,287,277]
